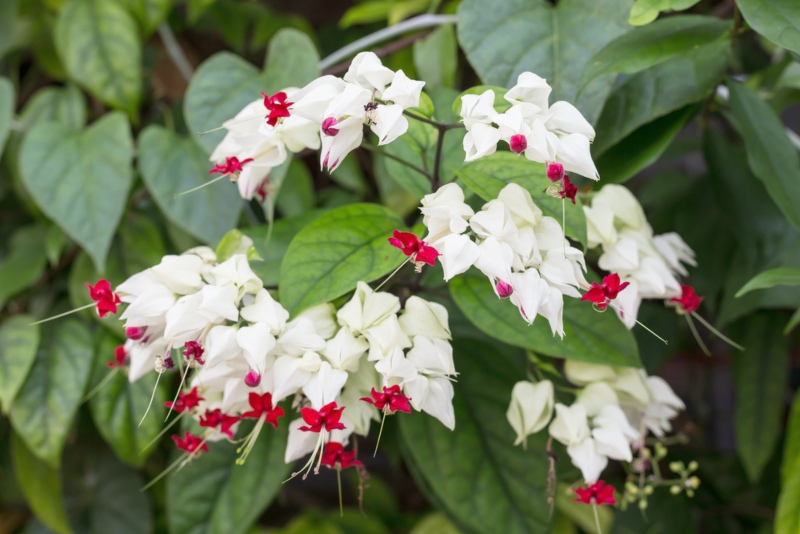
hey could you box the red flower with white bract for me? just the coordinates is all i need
[573,480,617,506]
[241,392,285,428]
[388,230,439,266]
[320,442,363,470]
[299,401,346,433]
[559,175,578,204]
[669,283,703,314]
[360,385,411,414]
[199,408,240,439]
[261,91,293,126]
[581,273,630,311]
[85,279,121,317]
[209,156,252,176]
[107,346,127,369]
[164,387,203,413]
[172,431,209,455]
[182,340,205,365]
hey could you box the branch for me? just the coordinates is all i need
[361,142,432,180]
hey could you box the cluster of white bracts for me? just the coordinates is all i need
[583,184,697,328]
[210,51,425,199]
[507,361,685,483]
[459,72,599,180]
[419,181,589,337]
[116,244,457,463]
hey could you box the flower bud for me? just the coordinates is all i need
[321,117,339,136]
[507,380,554,447]
[244,368,262,388]
[509,134,527,155]
[670,485,682,495]
[496,280,514,298]
[125,326,147,340]
[546,162,564,182]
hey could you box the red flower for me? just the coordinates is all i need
[107,345,127,368]
[241,392,285,428]
[581,273,630,311]
[164,387,204,413]
[299,401,346,433]
[496,280,514,298]
[388,230,439,266]
[209,156,253,176]
[509,134,527,155]
[85,279,121,318]
[360,385,411,414]
[546,162,565,183]
[172,431,209,455]
[322,117,339,136]
[559,175,579,204]
[261,91,293,126]
[573,480,616,505]
[199,408,240,439]
[320,442,363,470]
[244,369,261,387]
[669,284,703,314]
[182,341,205,365]
[125,326,147,340]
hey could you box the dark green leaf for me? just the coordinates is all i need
[455,152,587,246]
[728,81,800,230]
[0,226,48,309]
[0,0,23,60]
[55,0,141,118]
[399,339,549,534]
[450,270,641,367]
[457,0,631,124]
[594,105,696,183]
[777,393,800,533]
[736,0,800,56]
[242,210,327,287]
[592,40,728,157]
[413,25,457,90]
[89,332,166,467]
[166,420,290,534]
[9,319,93,466]
[138,125,242,245]
[736,267,800,297]
[0,77,13,156]
[581,15,729,89]
[279,204,405,314]
[628,0,701,26]
[185,29,319,153]
[0,315,40,414]
[14,84,86,134]
[276,159,315,218]
[339,1,395,27]
[731,311,790,482]
[122,0,172,35]
[785,307,800,334]
[11,432,71,534]
[19,112,134,271]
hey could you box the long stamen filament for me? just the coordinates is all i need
[236,415,266,465]
[374,410,388,458]
[175,174,228,198]
[165,360,193,421]
[685,314,711,356]
[143,411,186,451]
[592,502,602,534]
[81,369,118,403]
[30,303,96,325]
[140,435,208,492]
[691,312,745,350]
[337,468,344,517]
[139,371,163,428]
[284,432,325,483]
[375,257,412,292]
[608,303,668,345]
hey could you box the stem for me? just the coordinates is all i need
[431,125,446,190]
[337,469,344,517]
[685,314,712,356]
[318,14,458,71]
[158,23,194,82]
[403,110,464,131]
[361,142,432,180]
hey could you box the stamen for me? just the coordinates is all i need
[373,410,388,458]
[374,256,412,292]
[140,434,209,492]
[236,415,266,465]
[81,369,118,403]
[684,314,711,356]
[139,370,163,427]
[690,312,745,351]
[29,303,96,325]
[337,468,344,517]
[143,411,186,451]
[174,174,229,198]
[165,359,193,421]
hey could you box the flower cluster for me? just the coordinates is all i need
[418,182,589,337]
[507,361,685,484]
[114,246,456,465]
[459,72,599,180]
[209,52,424,200]
[583,184,697,328]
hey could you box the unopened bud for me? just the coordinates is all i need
[322,117,339,136]
[644,485,654,496]
[687,476,700,489]
[669,461,682,473]
[546,162,564,182]
[509,134,527,155]
[126,326,147,340]
[496,280,514,298]
[244,369,261,388]
[639,499,648,510]
[670,485,682,495]
[688,461,698,472]
[625,482,639,495]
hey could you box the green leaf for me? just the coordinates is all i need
[455,152,587,246]
[594,104,696,183]
[0,226,48,309]
[166,420,290,534]
[11,432,71,534]
[785,307,800,334]
[122,0,172,35]
[580,16,729,90]
[0,316,40,414]
[276,159,315,218]
[457,0,631,124]
[15,84,86,132]
[0,77,14,156]
[777,393,800,534]
[413,25,457,90]
[629,0,702,26]
[19,112,134,271]
[215,229,248,263]
[736,0,800,56]
[731,311,790,482]
[728,81,800,230]
[9,319,93,466]
[340,1,395,27]
[399,339,549,534]
[242,210,327,287]
[185,29,319,153]
[62,449,152,534]
[450,270,641,367]
[88,332,166,467]
[55,0,142,118]
[592,39,728,157]
[138,125,242,245]
[279,204,405,314]
[736,267,800,297]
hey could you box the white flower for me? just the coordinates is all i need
[363,314,411,361]
[337,281,401,334]
[319,83,372,172]
[653,232,696,276]
[240,288,289,335]
[289,75,347,123]
[343,51,395,95]
[420,183,475,241]
[434,234,480,281]
[567,438,608,484]
[295,303,338,339]
[382,70,424,109]
[459,89,498,128]
[398,296,451,340]
[463,122,501,162]
[404,374,455,430]
[276,317,326,356]
[507,380,554,447]
[271,351,321,402]
[371,104,408,145]
[164,285,239,344]
[406,335,455,376]
[302,361,348,409]
[576,382,619,417]
[208,254,262,300]
[549,403,590,446]
[322,326,368,372]
[504,72,551,117]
